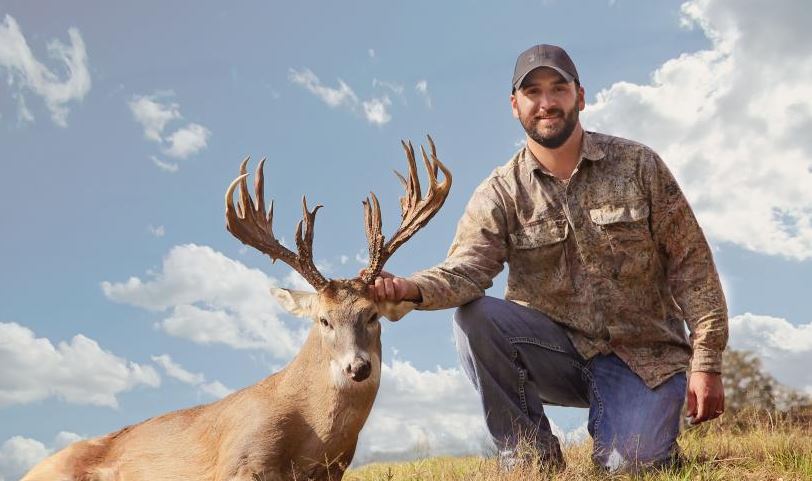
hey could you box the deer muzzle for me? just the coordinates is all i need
[345,356,372,382]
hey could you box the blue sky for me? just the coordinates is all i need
[2,0,812,477]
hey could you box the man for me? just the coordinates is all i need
[368,44,728,472]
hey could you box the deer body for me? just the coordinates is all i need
[22,137,450,481]
[23,322,381,481]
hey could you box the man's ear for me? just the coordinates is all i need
[377,300,416,322]
[270,287,317,318]
[577,85,586,111]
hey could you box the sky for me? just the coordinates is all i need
[1,0,811,478]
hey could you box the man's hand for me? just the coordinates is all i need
[359,270,422,303]
[686,371,725,424]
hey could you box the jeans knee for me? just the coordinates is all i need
[454,296,499,335]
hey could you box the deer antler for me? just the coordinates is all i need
[225,157,328,290]
[361,135,452,283]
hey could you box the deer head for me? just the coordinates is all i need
[225,136,451,384]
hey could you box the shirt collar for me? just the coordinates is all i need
[519,131,606,183]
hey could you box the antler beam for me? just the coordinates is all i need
[225,158,328,290]
[361,135,452,283]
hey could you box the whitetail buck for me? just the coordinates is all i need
[21,137,451,481]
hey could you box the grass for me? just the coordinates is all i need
[344,411,812,480]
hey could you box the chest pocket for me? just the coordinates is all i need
[510,218,568,248]
[508,218,572,294]
[590,200,653,280]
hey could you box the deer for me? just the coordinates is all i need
[21,136,452,481]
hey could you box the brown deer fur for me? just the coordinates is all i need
[22,138,450,481]
[23,281,386,481]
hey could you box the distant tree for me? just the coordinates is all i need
[722,349,810,413]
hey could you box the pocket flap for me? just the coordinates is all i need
[590,201,649,225]
[510,219,568,249]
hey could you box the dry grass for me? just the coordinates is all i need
[345,412,812,480]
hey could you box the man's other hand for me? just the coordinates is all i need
[359,270,422,303]
[686,371,725,424]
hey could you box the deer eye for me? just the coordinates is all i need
[367,314,379,325]
[320,318,331,329]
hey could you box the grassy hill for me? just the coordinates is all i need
[345,411,811,480]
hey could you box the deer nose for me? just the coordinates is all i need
[345,357,371,382]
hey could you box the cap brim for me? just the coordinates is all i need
[513,66,574,90]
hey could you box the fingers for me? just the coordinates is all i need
[687,372,725,424]
[384,277,395,299]
[392,278,410,300]
[373,277,385,302]
[694,394,709,423]
[366,275,411,303]
[686,389,697,419]
[372,276,395,302]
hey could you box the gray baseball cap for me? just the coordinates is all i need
[512,44,579,91]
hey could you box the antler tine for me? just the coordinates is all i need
[238,157,254,218]
[362,136,452,281]
[255,158,267,219]
[225,158,328,290]
[361,193,385,283]
[400,140,422,212]
[294,196,328,287]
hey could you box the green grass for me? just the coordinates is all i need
[345,413,812,480]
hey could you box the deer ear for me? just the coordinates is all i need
[270,287,317,318]
[377,300,416,322]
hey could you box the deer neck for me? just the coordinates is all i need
[275,327,381,418]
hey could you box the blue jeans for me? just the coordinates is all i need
[453,296,686,472]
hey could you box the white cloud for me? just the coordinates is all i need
[284,270,317,293]
[373,78,404,96]
[581,0,812,260]
[354,360,487,463]
[200,380,234,399]
[288,68,359,108]
[289,68,396,126]
[355,248,370,265]
[0,14,91,126]
[128,94,211,169]
[0,322,160,408]
[101,244,308,357]
[14,92,34,124]
[554,421,589,445]
[129,95,181,142]
[362,96,392,126]
[148,224,165,237]
[151,354,204,384]
[368,48,376,59]
[729,313,812,395]
[415,80,432,109]
[0,432,82,481]
[354,359,583,464]
[162,123,211,159]
[151,354,234,399]
[150,156,179,173]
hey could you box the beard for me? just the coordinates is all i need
[519,100,580,149]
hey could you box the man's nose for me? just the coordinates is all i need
[536,92,559,111]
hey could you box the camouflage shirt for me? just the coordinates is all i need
[408,131,728,388]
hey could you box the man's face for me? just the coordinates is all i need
[511,68,585,149]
